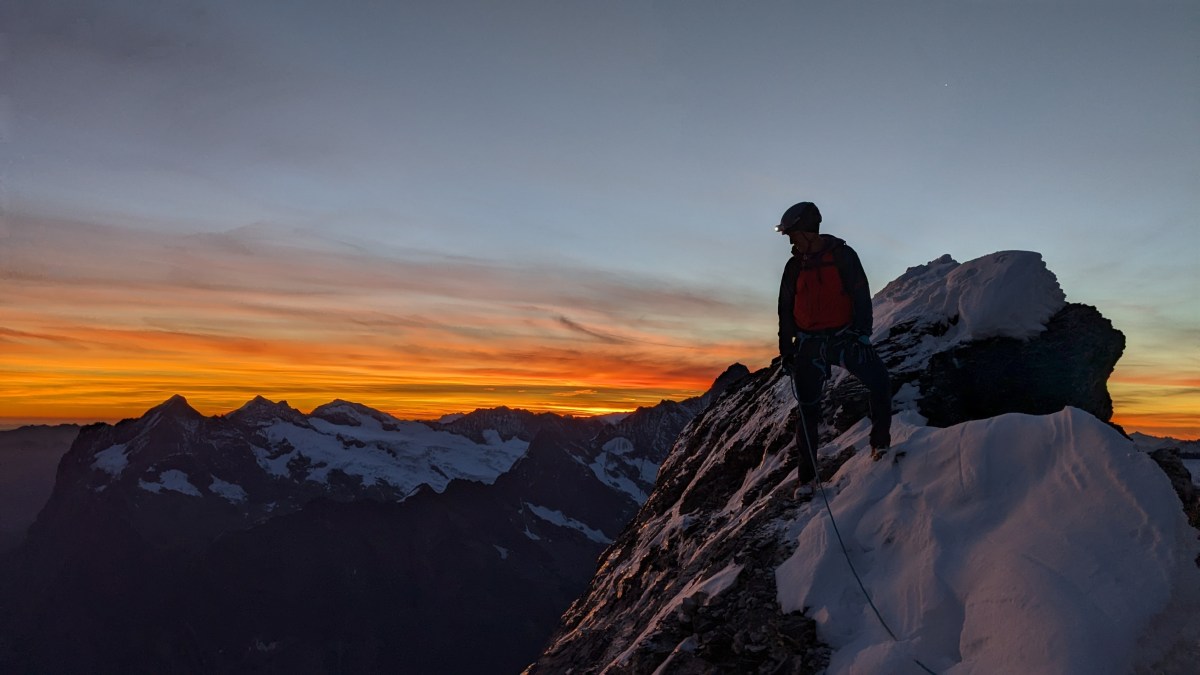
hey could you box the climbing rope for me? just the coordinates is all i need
[790,373,938,675]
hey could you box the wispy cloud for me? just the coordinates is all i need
[5,214,1194,438]
[0,215,771,421]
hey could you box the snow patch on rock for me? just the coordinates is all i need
[208,476,248,503]
[139,470,203,497]
[525,503,611,544]
[91,443,130,476]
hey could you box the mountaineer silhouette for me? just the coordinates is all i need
[776,202,892,499]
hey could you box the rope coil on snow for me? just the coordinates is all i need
[790,373,938,675]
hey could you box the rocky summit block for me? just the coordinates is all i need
[824,251,1123,442]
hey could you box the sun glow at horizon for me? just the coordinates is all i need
[0,218,765,427]
[6,333,1196,440]
[2,218,1195,440]
[0,322,739,423]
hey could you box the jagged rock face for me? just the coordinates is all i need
[528,252,1137,674]
[433,405,562,443]
[230,395,313,428]
[527,367,834,675]
[32,396,273,552]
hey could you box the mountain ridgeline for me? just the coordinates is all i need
[0,366,748,674]
[525,251,1200,674]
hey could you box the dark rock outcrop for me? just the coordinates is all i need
[1148,448,1200,531]
[917,303,1123,428]
[226,395,313,428]
[526,367,851,675]
[825,301,1123,445]
[431,405,560,443]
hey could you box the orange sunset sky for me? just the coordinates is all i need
[1,218,763,424]
[2,216,1196,439]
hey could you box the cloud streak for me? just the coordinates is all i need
[1,215,770,422]
[3,214,1194,438]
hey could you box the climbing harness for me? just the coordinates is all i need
[789,371,938,675]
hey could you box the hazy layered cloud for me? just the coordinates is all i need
[3,213,1196,436]
[0,214,771,421]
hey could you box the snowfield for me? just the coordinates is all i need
[138,469,203,497]
[775,408,1200,675]
[91,443,130,476]
[250,406,528,495]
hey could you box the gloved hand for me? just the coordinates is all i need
[846,330,871,346]
[781,352,797,371]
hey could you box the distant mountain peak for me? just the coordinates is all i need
[147,394,203,420]
[310,399,401,429]
[714,362,750,383]
[225,396,309,428]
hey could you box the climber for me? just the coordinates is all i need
[776,201,892,499]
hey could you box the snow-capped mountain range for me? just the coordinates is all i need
[528,251,1200,674]
[0,364,747,673]
[85,394,531,508]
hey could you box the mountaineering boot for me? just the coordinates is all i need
[869,425,890,450]
[793,480,816,501]
[869,425,890,461]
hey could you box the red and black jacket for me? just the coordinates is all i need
[777,235,874,356]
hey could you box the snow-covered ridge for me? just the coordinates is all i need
[872,250,1065,343]
[85,395,531,502]
[532,380,1200,674]
[259,412,528,494]
[776,408,1198,674]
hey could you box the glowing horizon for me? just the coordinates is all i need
[5,377,1197,441]
[5,381,1198,442]
[2,216,1196,440]
[0,216,765,428]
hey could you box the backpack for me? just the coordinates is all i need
[792,241,853,332]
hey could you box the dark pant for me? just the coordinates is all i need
[790,333,891,483]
